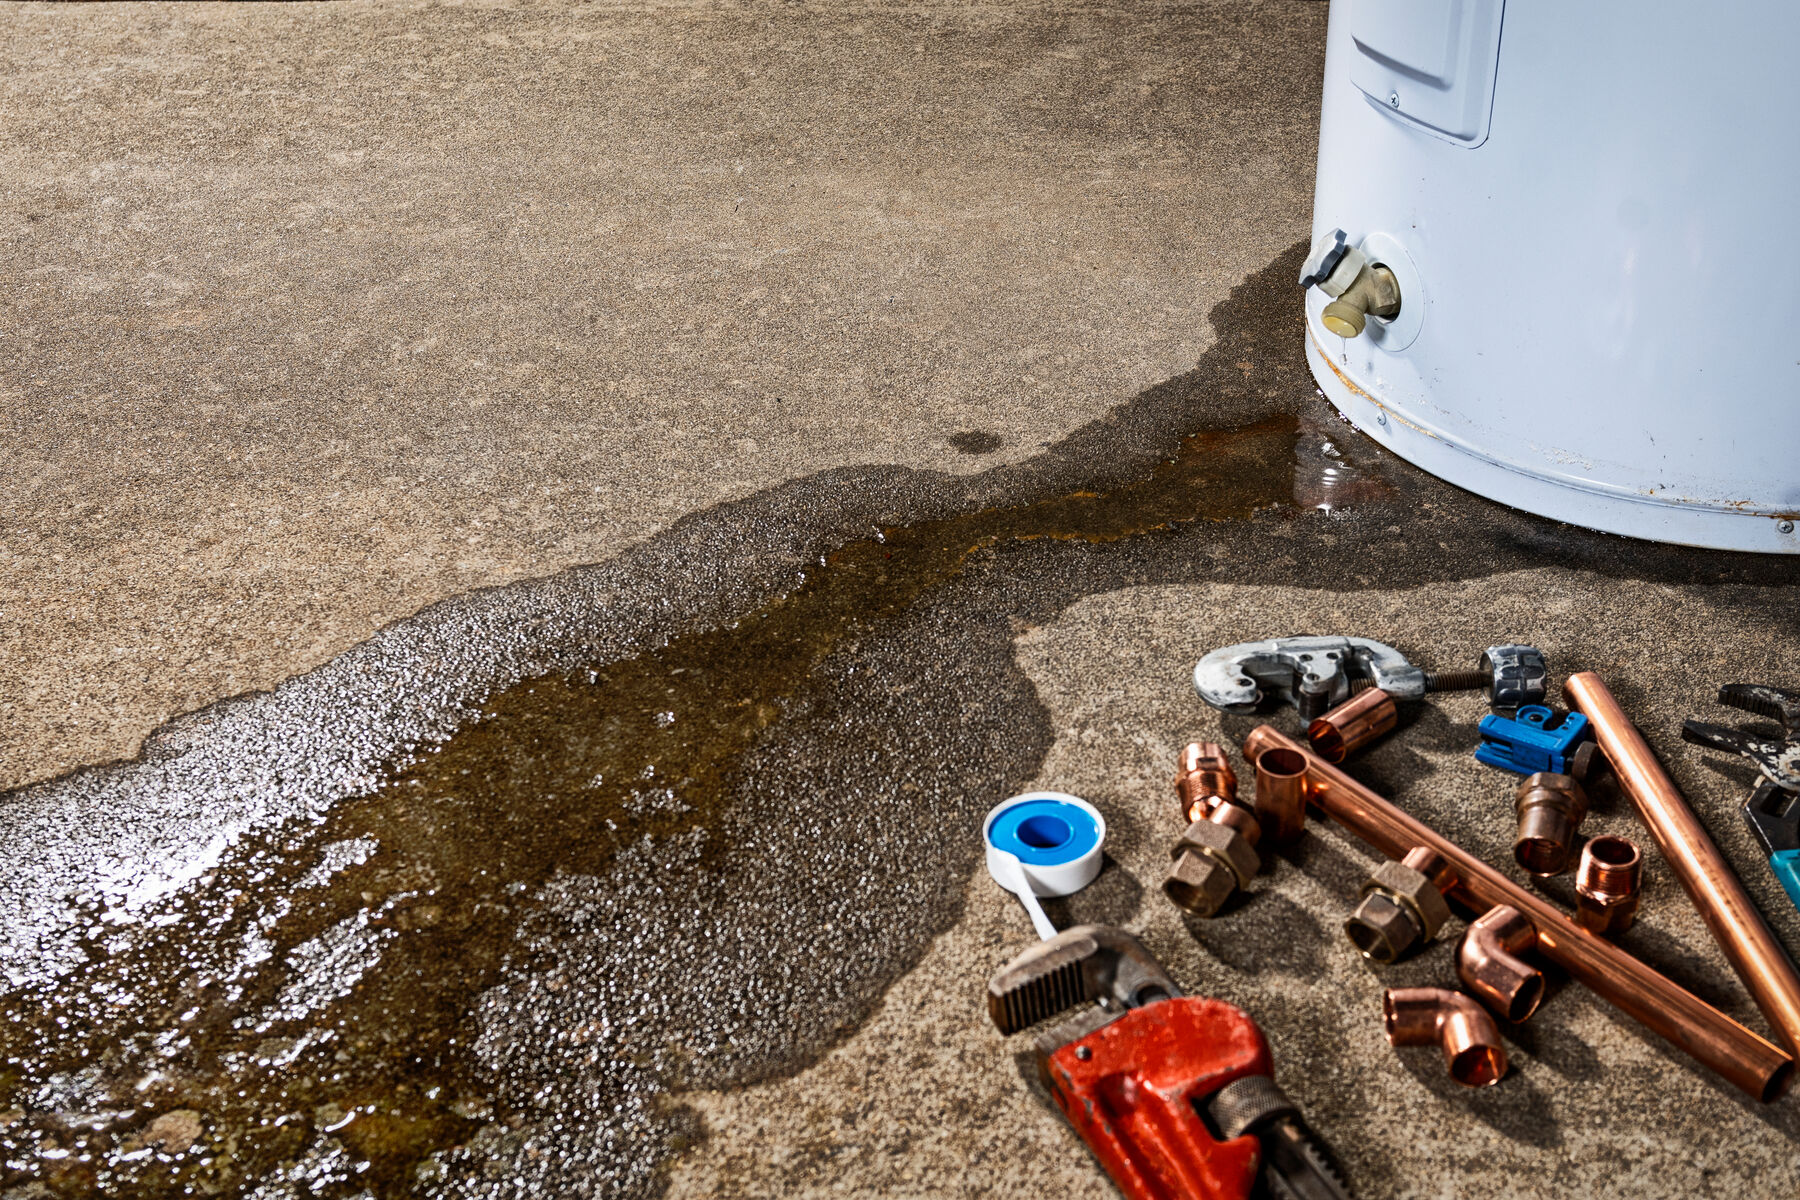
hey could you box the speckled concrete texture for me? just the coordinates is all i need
[667,573,1800,1199]
[0,0,1326,790]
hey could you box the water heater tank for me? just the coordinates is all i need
[1303,1,1800,553]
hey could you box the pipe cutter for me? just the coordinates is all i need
[986,926,1351,1200]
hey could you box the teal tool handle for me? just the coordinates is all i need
[1771,849,1800,911]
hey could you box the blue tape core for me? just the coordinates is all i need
[987,799,1101,866]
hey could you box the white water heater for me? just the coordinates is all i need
[1303,1,1800,553]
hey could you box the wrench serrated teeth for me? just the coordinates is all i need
[991,958,1087,1035]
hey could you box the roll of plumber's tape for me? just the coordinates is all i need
[984,791,1105,899]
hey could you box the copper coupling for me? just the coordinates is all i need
[1458,905,1544,1022]
[1514,771,1589,877]
[1307,687,1398,764]
[1174,741,1238,824]
[1384,987,1507,1087]
[1165,801,1261,918]
[1344,846,1454,964]
[1253,746,1309,845]
[1575,835,1643,936]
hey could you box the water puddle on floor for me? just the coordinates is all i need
[0,386,1387,1198]
[0,239,1490,1194]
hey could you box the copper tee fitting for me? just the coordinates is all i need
[1253,746,1309,845]
[1458,905,1545,1022]
[1307,687,1398,764]
[1344,846,1454,964]
[1384,987,1507,1087]
[1575,835,1643,936]
[1175,741,1238,824]
[1514,772,1589,877]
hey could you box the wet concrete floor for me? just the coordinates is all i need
[5,242,1800,1198]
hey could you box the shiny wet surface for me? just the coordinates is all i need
[3,245,1797,1198]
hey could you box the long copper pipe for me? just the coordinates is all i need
[1565,671,1800,1058]
[1243,725,1793,1101]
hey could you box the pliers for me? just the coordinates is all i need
[1682,684,1800,912]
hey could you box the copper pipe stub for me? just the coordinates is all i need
[1253,746,1309,845]
[1458,905,1545,1023]
[1384,987,1508,1087]
[1243,723,1794,1102]
[1307,687,1398,764]
[1175,741,1238,824]
[1514,772,1590,877]
[1566,671,1800,1060]
[1576,835,1643,936]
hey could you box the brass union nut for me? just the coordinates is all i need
[1164,817,1260,918]
[1345,857,1452,964]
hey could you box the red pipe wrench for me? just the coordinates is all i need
[987,926,1351,1200]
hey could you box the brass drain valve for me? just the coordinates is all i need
[1300,228,1402,339]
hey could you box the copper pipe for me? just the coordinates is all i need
[1243,724,1793,1101]
[1253,746,1308,845]
[1513,772,1589,877]
[1307,687,1398,764]
[1175,742,1238,824]
[1383,987,1507,1087]
[1565,671,1800,1059]
[1575,834,1643,936]
[1458,905,1545,1023]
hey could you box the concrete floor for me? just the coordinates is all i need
[1,0,1320,792]
[5,3,1800,1200]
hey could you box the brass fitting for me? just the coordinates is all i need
[1174,741,1238,824]
[1514,772,1589,877]
[1307,687,1398,764]
[1575,834,1643,936]
[1252,746,1309,846]
[1458,905,1545,1023]
[1344,846,1455,964]
[1322,264,1402,338]
[1384,987,1508,1087]
[1164,806,1261,918]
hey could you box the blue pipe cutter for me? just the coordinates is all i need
[1476,704,1597,778]
[1681,684,1800,912]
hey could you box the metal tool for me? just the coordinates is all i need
[1475,705,1599,779]
[987,926,1352,1200]
[1681,683,1800,911]
[1194,636,1486,720]
[1480,643,1548,712]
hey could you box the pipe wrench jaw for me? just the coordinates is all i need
[986,926,1180,1036]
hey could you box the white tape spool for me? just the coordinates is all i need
[982,791,1106,940]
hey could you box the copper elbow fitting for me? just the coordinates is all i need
[1575,835,1643,936]
[1175,741,1238,823]
[1253,746,1309,845]
[1458,905,1545,1023]
[1384,987,1508,1087]
[1514,772,1589,877]
[1307,687,1398,764]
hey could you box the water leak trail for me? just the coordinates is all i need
[3,242,1794,1199]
